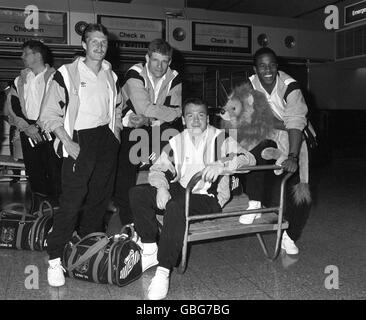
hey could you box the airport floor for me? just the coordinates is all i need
[0,157,365,300]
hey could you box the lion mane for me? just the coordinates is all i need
[221,82,274,150]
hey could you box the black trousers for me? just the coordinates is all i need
[47,125,119,259]
[241,139,311,242]
[113,119,183,226]
[20,131,62,197]
[130,183,221,270]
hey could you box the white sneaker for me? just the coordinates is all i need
[47,258,66,287]
[148,267,170,300]
[281,231,299,255]
[239,200,262,224]
[140,242,159,272]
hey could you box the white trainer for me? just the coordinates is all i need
[47,258,66,287]
[281,231,299,255]
[239,200,262,224]
[148,268,170,300]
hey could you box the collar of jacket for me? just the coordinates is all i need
[19,64,55,85]
[63,56,113,90]
[139,63,178,86]
[250,70,294,95]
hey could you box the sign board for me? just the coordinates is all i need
[192,22,251,54]
[97,15,165,49]
[345,0,366,25]
[0,7,67,44]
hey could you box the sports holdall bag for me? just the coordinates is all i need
[0,201,53,250]
[63,224,142,287]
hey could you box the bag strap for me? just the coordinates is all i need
[28,200,54,250]
[107,240,122,285]
[2,202,27,213]
[67,233,109,272]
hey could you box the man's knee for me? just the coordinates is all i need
[165,200,185,221]
[129,185,150,205]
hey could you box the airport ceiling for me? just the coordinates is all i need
[102,0,344,19]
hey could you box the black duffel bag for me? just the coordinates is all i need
[0,201,53,250]
[62,224,142,287]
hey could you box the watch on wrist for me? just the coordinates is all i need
[288,153,299,161]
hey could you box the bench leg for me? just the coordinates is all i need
[177,220,190,274]
[177,241,187,274]
[256,231,282,261]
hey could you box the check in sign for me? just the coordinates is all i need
[97,15,165,47]
[345,0,366,25]
[0,7,67,44]
[192,22,251,53]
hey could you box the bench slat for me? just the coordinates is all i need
[188,221,289,242]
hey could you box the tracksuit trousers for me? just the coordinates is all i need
[20,130,62,198]
[130,182,221,270]
[241,139,311,242]
[113,119,183,226]
[47,125,119,260]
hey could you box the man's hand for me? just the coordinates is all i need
[201,163,225,183]
[280,157,298,173]
[24,125,42,143]
[156,187,171,210]
[129,114,149,128]
[64,140,80,160]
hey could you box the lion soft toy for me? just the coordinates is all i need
[220,82,311,205]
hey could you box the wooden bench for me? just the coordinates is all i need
[177,165,293,273]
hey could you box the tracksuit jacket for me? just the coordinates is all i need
[39,57,122,158]
[121,63,182,123]
[7,65,55,131]
[148,125,256,208]
[249,71,308,131]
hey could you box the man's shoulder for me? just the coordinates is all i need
[277,71,296,85]
[123,63,146,85]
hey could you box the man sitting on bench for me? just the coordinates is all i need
[129,97,256,300]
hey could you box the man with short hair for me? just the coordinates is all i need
[6,40,62,204]
[129,98,256,300]
[40,23,122,287]
[113,38,182,226]
[248,47,311,255]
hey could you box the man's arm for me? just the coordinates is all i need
[282,88,308,172]
[202,136,256,182]
[39,71,78,156]
[53,126,79,160]
[148,148,177,210]
[39,72,67,133]
[281,128,302,173]
[124,77,181,122]
[6,83,42,142]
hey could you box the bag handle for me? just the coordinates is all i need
[114,223,136,241]
[1,203,29,219]
[38,200,54,217]
[67,233,109,272]
[107,240,121,285]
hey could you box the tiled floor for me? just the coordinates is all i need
[0,158,365,300]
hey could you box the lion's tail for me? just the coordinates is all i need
[291,182,311,205]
